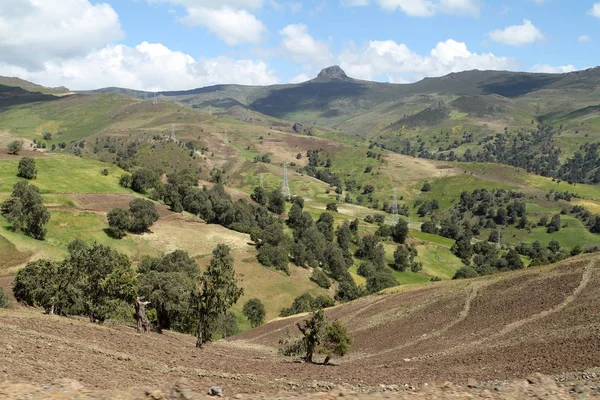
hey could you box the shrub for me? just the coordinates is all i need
[310,268,331,289]
[421,182,432,192]
[0,288,10,308]
[453,266,479,280]
[101,169,109,176]
[325,202,338,212]
[107,208,131,239]
[7,140,23,155]
[243,298,266,328]
[17,157,37,179]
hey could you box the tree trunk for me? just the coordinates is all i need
[49,304,55,315]
[324,355,330,365]
[134,297,149,333]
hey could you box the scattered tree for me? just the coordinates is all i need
[128,198,159,233]
[7,140,23,155]
[17,157,37,179]
[243,298,266,328]
[107,208,131,239]
[1,181,50,240]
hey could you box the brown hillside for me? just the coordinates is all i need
[1,255,599,395]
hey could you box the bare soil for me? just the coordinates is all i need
[1,256,599,398]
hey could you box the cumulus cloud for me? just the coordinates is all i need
[589,2,600,18]
[0,42,278,91]
[529,64,577,74]
[376,0,436,16]
[340,0,370,5]
[0,0,122,70]
[489,19,544,46]
[337,39,516,82]
[279,24,333,65]
[180,7,266,45]
[150,0,267,45]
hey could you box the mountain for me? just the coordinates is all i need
[0,76,69,95]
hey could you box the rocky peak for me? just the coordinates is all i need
[316,66,349,81]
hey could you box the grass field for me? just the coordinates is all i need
[0,154,129,196]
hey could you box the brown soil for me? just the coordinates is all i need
[1,256,599,397]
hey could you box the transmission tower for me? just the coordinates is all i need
[208,104,212,116]
[259,174,264,188]
[282,163,291,200]
[171,123,176,140]
[391,187,399,226]
[152,93,157,106]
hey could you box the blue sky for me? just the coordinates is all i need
[0,0,598,90]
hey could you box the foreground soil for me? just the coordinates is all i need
[1,255,600,398]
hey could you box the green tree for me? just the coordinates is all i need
[128,198,159,233]
[310,268,330,289]
[68,240,137,323]
[325,202,338,212]
[547,214,561,233]
[268,189,286,214]
[392,244,418,272]
[119,173,133,188]
[192,244,243,347]
[390,219,409,243]
[1,181,50,240]
[366,271,398,293]
[251,186,268,205]
[7,140,23,155]
[131,167,159,193]
[451,234,473,264]
[316,212,335,242]
[243,298,266,328]
[138,250,199,332]
[17,157,37,179]
[321,320,352,364]
[107,208,130,239]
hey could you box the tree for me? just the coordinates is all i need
[7,140,23,155]
[268,189,286,214]
[119,173,133,188]
[131,167,159,193]
[503,248,525,270]
[366,271,398,293]
[128,198,159,233]
[316,212,335,242]
[310,268,330,289]
[326,202,338,212]
[547,214,561,233]
[243,298,266,328]
[107,208,130,239]
[251,186,268,206]
[421,182,432,192]
[451,234,473,264]
[68,240,137,323]
[1,181,50,240]
[192,244,243,347]
[548,239,561,253]
[17,157,37,179]
[138,250,199,332]
[280,309,352,364]
[393,244,418,272]
[390,219,409,243]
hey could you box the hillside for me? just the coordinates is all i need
[1,255,599,396]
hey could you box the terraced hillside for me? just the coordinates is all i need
[1,255,599,395]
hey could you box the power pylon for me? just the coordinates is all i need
[391,187,399,226]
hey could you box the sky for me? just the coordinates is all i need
[0,0,598,91]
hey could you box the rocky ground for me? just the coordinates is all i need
[1,373,599,399]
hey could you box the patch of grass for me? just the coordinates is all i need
[0,154,129,194]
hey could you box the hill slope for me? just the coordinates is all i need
[1,255,599,395]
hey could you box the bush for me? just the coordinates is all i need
[421,182,432,192]
[390,219,409,243]
[310,268,330,289]
[0,288,10,308]
[325,202,338,212]
[453,266,479,280]
[101,169,109,176]
[243,298,266,328]
[366,271,398,293]
[17,157,37,179]
[7,140,23,155]
[119,173,133,188]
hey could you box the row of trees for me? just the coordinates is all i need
[13,242,244,347]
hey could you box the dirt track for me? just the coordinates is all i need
[1,256,600,396]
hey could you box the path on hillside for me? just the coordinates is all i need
[413,259,597,362]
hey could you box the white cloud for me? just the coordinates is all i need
[578,34,591,42]
[337,39,516,82]
[529,64,577,74]
[0,42,278,91]
[377,0,436,16]
[180,7,266,45]
[589,2,600,18]
[340,0,370,6]
[0,0,122,70]
[489,19,544,46]
[439,0,480,16]
[372,0,479,16]
[150,0,267,45]
[279,24,333,65]
[289,73,311,83]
